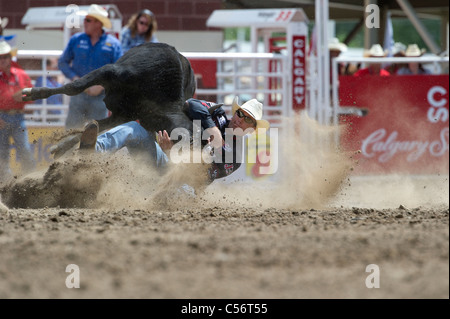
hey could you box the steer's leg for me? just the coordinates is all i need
[22,65,115,102]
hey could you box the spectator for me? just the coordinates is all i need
[121,9,158,53]
[328,37,348,77]
[58,4,123,130]
[0,41,36,183]
[396,44,431,75]
[35,58,64,106]
[353,44,390,77]
[0,16,20,69]
[35,58,65,122]
[384,42,407,75]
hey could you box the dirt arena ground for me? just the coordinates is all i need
[0,116,448,299]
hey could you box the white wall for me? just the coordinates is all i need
[7,29,223,52]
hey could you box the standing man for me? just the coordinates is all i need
[59,4,123,129]
[0,41,36,183]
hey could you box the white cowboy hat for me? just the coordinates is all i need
[404,44,426,57]
[328,37,347,52]
[76,4,112,29]
[0,41,11,55]
[1,16,8,29]
[232,97,270,130]
[368,44,387,57]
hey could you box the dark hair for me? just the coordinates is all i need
[126,9,157,41]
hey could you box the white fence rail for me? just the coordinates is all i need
[331,55,449,125]
[17,50,69,127]
[17,50,288,128]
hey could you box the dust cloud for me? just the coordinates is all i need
[333,174,449,209]
[203,112,356,210]
[1,112,448,211]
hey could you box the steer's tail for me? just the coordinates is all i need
[22,64,115,102]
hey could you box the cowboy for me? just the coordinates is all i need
[58,4,123,130]
[396,44,431,75]
[353,44,391,76]
[77,97,270,182]
[384,42,407,74]
[0,41,36,183]
[328,37,348,76]
[0,15,20,68]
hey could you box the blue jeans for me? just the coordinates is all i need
[0,113,36,181]
[96,121,168,168]
[65,91,109,129]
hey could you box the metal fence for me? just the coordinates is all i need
[17,50,289,128]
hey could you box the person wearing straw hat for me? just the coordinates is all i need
[121,9,159,54]
[396,44,430,75]
[0,41,36,183]
[384,42,407,75]
[353,44,391,76]
[0,16,20,69]
[76,97,270,182]
[328,37,348,77]
[58,4,123,130]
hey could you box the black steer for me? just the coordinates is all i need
[23,42,196,137]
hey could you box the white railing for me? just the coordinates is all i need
[331,55,449,125]
[17,50,70,127]
[17,50,288,128]
[184,52,288,128]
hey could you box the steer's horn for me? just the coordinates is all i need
[208,103,223,114]
[22,88,33,101]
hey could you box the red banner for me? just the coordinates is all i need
[339,75,449,174]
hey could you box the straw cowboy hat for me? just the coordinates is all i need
[0,41,11,55]
[0,16,8,30]
[232,97,270,130]
[76,4,112,29]
[367,44,387,57]
[328,37,347,52]
[404,44,426,57]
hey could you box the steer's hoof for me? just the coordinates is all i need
[50,134,81,160]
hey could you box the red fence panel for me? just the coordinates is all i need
[339,75,449,175]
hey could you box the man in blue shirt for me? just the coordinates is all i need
[58,4,123,129]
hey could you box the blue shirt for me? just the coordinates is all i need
[120,27,158,53]
[58,32,123,80]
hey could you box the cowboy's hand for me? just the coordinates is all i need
[85,85,104,96]
[0,118,6,129]
[158,130,173,152]
[13,90,24,102]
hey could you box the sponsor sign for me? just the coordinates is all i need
[339,75,449,174]
[246,129,278,179]
[292,35,306,111]
[9,126,63,174]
